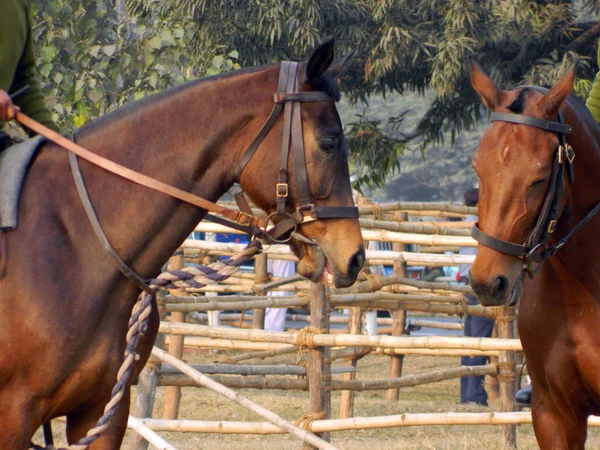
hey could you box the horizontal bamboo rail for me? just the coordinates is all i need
[361,229,476,247]
[159,322,523,351]
[160,363,355,376]
[127,416,176,450]
[135,413,600,434]
[374,348,500,357]
[195,219,472,236]
[182,240,475,266]
[157,364,498,391]
[151,347,336,450]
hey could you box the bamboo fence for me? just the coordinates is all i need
[129,200,528,449]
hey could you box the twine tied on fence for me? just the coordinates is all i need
[361,270,384,292]
[370,203,383,220]
[496,361,517,383]
[295,327,322,363]
[295,411,326,430]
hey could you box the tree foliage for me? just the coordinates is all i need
[31,0,239,133]
[33,0,600,190]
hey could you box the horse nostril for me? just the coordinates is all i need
[491,275,509,299]
[348,247,366,279]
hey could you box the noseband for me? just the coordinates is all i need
[471,87,600,276]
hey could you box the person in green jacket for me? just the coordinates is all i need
[0,0,59,149]
[586,45,600,124]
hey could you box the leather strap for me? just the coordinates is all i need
[69,151,153,293]
[16,111,268,230]
[471,223,528,258]
[313,206,359,218]
[491,112,572,134]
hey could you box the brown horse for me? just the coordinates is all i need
[0,39,365,449]
[470,63,600,448]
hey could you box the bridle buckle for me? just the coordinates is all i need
[236,210,254,225]
[276,183,289,198]
[547,220,557,234]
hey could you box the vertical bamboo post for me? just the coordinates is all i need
[488,323,500,401]
[304,282,331,449]
[498,305,517,449]
[163,249,185,420]
[339,306,362,418]
[252,253,268,329]
[386,211,408,402]
[128,292,167,450]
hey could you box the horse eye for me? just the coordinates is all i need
[319,138,335,152]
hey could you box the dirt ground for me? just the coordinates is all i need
[33,347,600,450]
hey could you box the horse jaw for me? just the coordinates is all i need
[290,239,362,288]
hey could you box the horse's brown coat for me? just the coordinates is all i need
[471,63,600,449]
[0,41,364,449]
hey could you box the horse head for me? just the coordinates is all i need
[469,62,575,306]
[237,39,365,288]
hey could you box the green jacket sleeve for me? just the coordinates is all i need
[9,2,59,134]
[586,45,600,124]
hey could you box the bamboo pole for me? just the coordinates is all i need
[195,218,472,236]
[158,322,523,351]
[387,211,407,403]
[226,346,298,363]
[158,373,309,390]
[356,201,477,215]
[128,291,167,450]
[151,347,337,450]
[305,282,331,448]
[182,240,475,266]
[160,363,355,377]
[497,306,518,449]
[252,254,268,329]
[157,364,497,391]
[136,411,600,434]
[127,416,176,450]
[163,251,185,421]
[339,306,362,419]
[361,229,477,247]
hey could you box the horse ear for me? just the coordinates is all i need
[538,64,576,119]
[306,38,335,85]
[471,61,501,109]
[327,51,354,79]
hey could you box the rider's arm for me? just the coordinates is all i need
[586,45,600,125]
[8,2,59,133]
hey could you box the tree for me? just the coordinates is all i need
[34,1,600,190]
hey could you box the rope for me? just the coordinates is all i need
[63,240,263,450]
[361,270,384,292]
[295,327,322,363]
[295,411,326,430]
[370,203,383,220]
[497,361,517,383]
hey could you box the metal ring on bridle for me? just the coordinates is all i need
[265,211,298,244]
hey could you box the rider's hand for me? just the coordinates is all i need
[0,90,17,122]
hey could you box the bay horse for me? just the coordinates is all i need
[0,39,365,449]
[470,62,600,448]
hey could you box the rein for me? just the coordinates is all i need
[471,87,600,276]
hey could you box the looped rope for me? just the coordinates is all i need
[64,240,263,450]
[496,361,517,383]
[362,270,384,292]
[370,203,383,220]
[295,327,322,363]
[295,411,326,430]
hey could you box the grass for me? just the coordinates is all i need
[33,346,600,449]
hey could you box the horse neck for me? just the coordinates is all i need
[547,99,600,285]
[72,66,278,277]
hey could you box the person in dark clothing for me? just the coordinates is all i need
[0,0,59,150]
[459,188,495,405]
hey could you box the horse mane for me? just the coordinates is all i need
[76,62,341,137]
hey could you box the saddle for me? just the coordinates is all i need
[0,135,45,231]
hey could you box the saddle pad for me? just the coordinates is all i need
[0,135,45,231]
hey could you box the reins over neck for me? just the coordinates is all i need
[472,86,600,276]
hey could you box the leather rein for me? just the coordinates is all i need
[471,87,600,276]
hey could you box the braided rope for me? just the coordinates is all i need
[61,240,263,450]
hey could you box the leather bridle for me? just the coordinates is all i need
[225,60,359,243]
[471,87,600,276]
